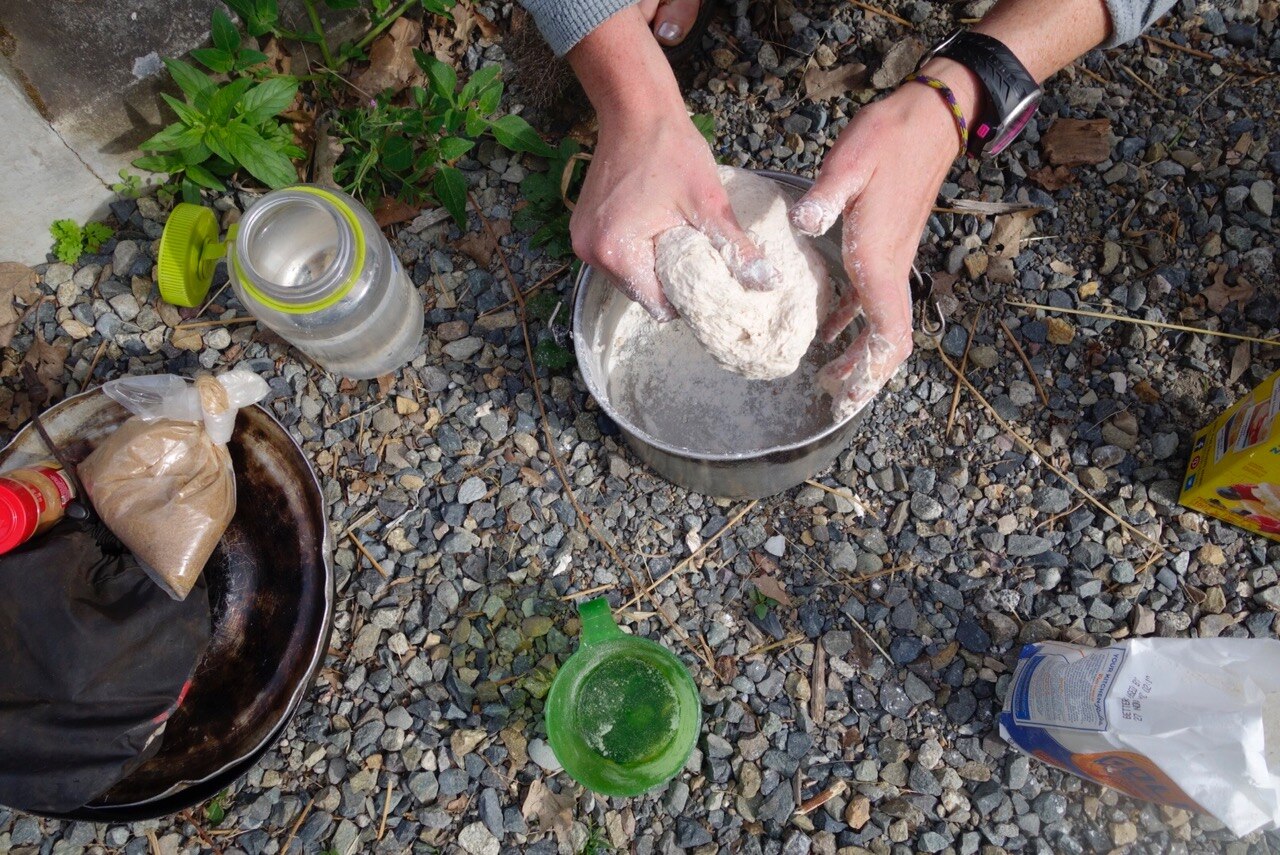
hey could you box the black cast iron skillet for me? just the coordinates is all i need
[0,389,333,821]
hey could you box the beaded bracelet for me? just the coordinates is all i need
[911,75,969,159]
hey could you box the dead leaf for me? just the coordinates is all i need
[1046,317,1076,345]
[453,220,510,265]
[501,722,528,771]
[944,199,1043,216]
[353,16,424,96]
[803,62,868,101]
[1041,118,1113,166]
[451,0,499,48]
[714,654,739,683]
[1229,341,1251,384]
[1134,379,1161,403]
[312,117,344,191]
[749,573,792,606]
[1201,266,1255,313]
[0,263,40,348]
[22,337,69,402]
[374,196,421,229]
[988,211,1034,260]
[963,251,988,280]
[261,37,293,76]
[450,728,486,758]
[1027,165,1076,191]
[521,780,576,850]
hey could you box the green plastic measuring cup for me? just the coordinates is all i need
[545,598,701,797]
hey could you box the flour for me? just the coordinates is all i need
[655,166,832,381]
[604,301,843,455]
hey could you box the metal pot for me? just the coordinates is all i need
[0,388,333,821]
[572,171,863,499]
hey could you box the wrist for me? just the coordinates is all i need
[895,71,978,165]
[568,7,686,133]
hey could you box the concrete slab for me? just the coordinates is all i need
[0,59,109,265]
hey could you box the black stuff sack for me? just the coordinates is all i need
[0,520,211,813]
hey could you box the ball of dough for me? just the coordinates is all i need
[655,166,831,380]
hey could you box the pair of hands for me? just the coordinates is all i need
[570,30,970,418]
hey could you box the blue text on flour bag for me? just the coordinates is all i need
[1001,638,1280,838]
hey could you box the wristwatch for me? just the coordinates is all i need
[923,30,1042,158]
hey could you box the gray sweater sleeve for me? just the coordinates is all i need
[519,0,637,57]
[1101,0,1178,46]
[522,0,1175,57]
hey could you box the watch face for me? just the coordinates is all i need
[987,90,1043,155]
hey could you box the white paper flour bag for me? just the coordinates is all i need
[1000,638,1280,837]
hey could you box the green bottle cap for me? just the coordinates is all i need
[157,203,230,307]
[545,598,701,797]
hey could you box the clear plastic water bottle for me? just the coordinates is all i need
[158,185,424,379]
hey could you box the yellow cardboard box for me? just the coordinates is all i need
[1180,368,1280,542]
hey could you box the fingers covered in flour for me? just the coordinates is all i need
[695,197,782,292]
[615,240,678,322]
[788,128,874,237]
[819,250,912,419]
[819,326,912,420]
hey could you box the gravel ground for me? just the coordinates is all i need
[2,0,1279,853]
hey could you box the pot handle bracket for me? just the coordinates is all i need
[910,265,945,344]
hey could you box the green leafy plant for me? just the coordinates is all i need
[204,789,228,824]
[691,112,715,146]
[333,54,554,225]
[749,586,779,621]
[221,0,455,71]
[525,291,575,371]
[191,8,272,74]
[132,59,302,203]
[111,169,144,199]
[580,823,616,855]
[513,139,584,260]
[49,219,114,265]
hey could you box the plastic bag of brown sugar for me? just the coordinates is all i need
[79,371,269,600]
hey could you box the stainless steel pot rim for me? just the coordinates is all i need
[571,169,859,463]
[571,281,860,462]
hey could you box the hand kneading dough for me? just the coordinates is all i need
[655,166,831,380]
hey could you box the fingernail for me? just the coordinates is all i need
[649,303,678,322]
[790,199,838,237]
[656,21,682,42]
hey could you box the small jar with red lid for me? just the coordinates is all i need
[0,462,76,554]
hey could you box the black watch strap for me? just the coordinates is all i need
[933,31,1039,157]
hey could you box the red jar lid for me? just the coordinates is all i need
[0,478,40,554]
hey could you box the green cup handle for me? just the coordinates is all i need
[578,598,623,646]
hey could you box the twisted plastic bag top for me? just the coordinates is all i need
[101,370,270,444]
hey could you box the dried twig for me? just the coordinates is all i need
[934,345,1164,552]
[947,310,982,434]
[748,633,806,656]
[1005,299,1280,347]
[279,791,318,855]
[1142,33,1276,77]
[848,612,891,663]
[997,317,1050,406]
[377,780,394,842]
[147,830,162,855]
[174,316,258,331]
[619,499,759,612]
[810,639,827,725]
[798,780,848,815]
[1119,63,1161,99]
[85,339,109,387]
[479,264,571,318]
[348,533,390,578]
[849,0,912,27]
